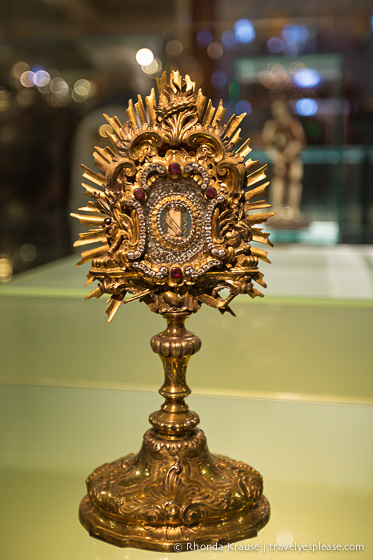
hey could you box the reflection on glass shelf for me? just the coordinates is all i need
[268,220,339,244]
[251,146,368,165]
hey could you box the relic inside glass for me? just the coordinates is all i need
[72,71,274,552]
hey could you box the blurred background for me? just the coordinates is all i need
[1,5,372,558]
[0,0,373,281]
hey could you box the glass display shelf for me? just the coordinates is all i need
[1,246,372,403]
[0,385,372,560]
[1,250,372,558]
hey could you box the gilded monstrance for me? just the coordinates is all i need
[72,71,273,552]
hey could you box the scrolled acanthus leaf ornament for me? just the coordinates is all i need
[71,70,274,322]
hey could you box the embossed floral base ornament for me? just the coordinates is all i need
[72,71,274,552]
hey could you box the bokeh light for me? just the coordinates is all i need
[166,40,183,56]
[295,98,318,116]
[267,37,284,54]
[74,79,91,97]
[99,124,114,137]
[282,24,309,54]
[207,42,223,59]
[197,29,213,47]
[235,100,252,115]
[135,48,154,66]
[19,71,35,88]
[72,92,84,103]
[258,63,291,89]
[142,58,162,75]
[11,61,29,79]
[234,19,255,44]
[222,30,237,49]
[293,68,320,88]
[33,70,50,87]
[72,81,96,103]
[0,254,13,283]
[50,77,68,94]
[20,243,37,262]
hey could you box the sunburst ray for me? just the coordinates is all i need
[71,71,274,320]
[81,165,105,186]
[145,88,157,125]
[106,294,125,323]
[77,244,109,266]
[134,95,147,126]
[236,138,252,158]
[225,113,245,139]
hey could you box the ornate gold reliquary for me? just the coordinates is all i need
[72,71,274,552]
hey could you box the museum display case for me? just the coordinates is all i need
[1,0,373,557]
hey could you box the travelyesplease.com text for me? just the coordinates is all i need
[173,541,364,553]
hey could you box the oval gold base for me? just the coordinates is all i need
[79,493,269,552]
[79,428,270,552]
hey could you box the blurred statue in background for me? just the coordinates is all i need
[262,101,310,228]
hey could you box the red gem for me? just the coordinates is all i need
[170,267,182,280]
[134,188,145,200]
[169,163,181,175]
[205,186,217,199]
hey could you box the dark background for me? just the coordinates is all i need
[0,0,372,278]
